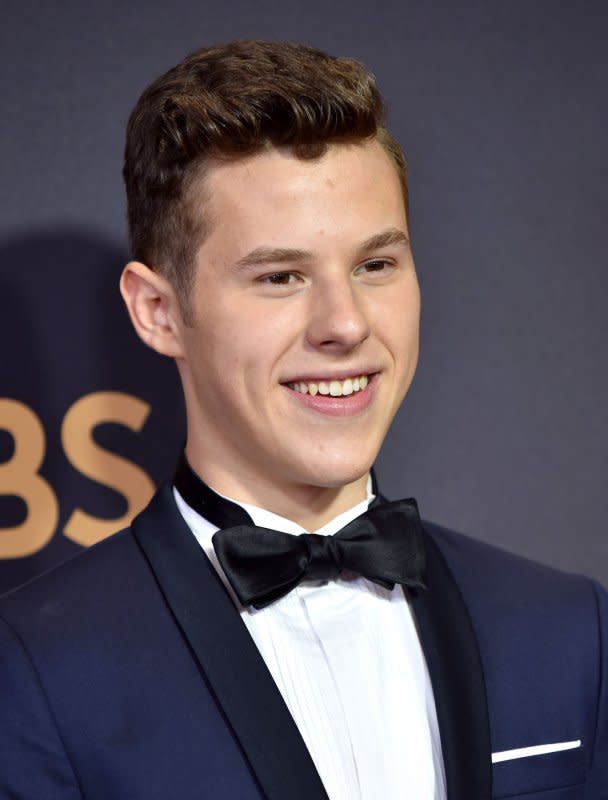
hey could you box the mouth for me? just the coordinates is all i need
[281,372,378,417]
[285,373,371,398]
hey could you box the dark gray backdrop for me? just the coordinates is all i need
[1,0,606,591]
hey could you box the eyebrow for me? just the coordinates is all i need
[358,227,409,253]
[232,227,409,271]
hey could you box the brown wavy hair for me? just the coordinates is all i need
[123,40,407,316]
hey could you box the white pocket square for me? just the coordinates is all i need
[491,740,581,764]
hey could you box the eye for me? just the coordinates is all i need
[357,258,394,275]
[260,271,301,286]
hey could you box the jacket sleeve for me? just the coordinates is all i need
[0,615,82,799]
[586,580,608,798]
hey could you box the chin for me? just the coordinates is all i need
[291,451,376,490]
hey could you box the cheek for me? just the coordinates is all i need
[238,302,304,369]
[376,283,420,352]
[192,307,296,400]
[401,278,421,339]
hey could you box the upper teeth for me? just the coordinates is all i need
[287,375,369,397]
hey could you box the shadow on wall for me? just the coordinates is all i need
[0,229,185,593]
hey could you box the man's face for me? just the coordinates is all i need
[176,139,420,496]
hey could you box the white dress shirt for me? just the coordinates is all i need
[174,482,446,800]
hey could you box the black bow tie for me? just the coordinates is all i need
[174,454,427,609]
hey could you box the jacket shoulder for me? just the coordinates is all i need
[1,524,136,593]
[0,486,183,626]
[421,518,603,678]
[422,518,600,611]
[0,525,152,639]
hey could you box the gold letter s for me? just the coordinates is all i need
[62,391,155,546]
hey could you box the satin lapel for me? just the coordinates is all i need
[410,529,492,800]
[132,487,329,800]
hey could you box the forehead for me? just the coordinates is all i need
[195,140,407,262]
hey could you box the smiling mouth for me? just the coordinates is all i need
[285,374,371,397]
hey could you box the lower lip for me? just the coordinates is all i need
[283,374,378,417]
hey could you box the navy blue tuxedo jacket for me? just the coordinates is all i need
[1,486,607,798]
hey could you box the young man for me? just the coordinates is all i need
[0,41,606,799]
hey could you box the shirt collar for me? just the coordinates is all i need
[214,475,375,536]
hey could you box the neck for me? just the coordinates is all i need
[183,446,369,531]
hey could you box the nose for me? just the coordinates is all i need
[305,277,371,352]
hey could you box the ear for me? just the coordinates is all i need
[120,261,185,358]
